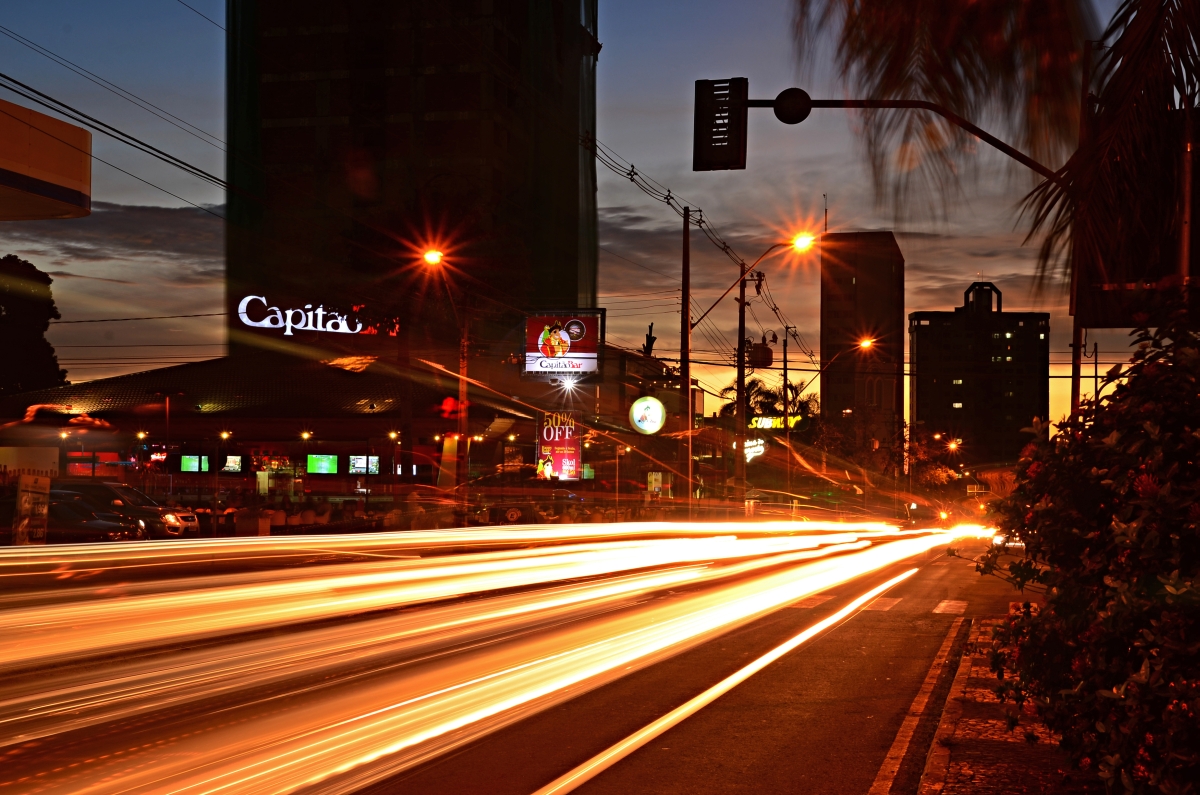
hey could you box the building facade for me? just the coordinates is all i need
[909,282,1049,464]
[819,231,905,442]
[225,0,600,361]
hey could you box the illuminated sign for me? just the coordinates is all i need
[238,295,363,336]
[307,454,338,474]
[629,396,666,435]
[348,455,380,475]
[524,311,604,376]
[748,416,805,430]
[744,438,766,462]
[537,411,581,481]
[180,455,208,473]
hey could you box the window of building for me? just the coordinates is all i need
[1005,391,1014,397]
[1005,332,1013,338]
[992,333,1000,339]
[952,379,963,385]
[992,356,1002,362]
[920,319,929,325]
[953,402,963,408]
[1006,356,1013,362]
[1018,321,1024,326]
[1039,333,1045,339]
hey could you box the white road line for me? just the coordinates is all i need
[787,594,834,609]
[866,616,965,795]
[529,569,920,795]
[865,597,903,611]
[933,600,968,614]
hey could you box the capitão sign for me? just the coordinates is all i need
[537,410,581,481]
[524,311,604,377]
[238,295,363,336]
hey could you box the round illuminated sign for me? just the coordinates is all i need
[629,396,666,435]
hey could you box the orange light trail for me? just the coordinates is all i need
[0,522,992,794]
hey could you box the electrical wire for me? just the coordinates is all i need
[50,312,226,324]
[175,0,226,31]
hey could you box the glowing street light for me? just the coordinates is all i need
[947,441,959,451]
[423,250,444,266]
[791,233,816,252]
[300,431,312,441]
[59,431,68,440]
[858,338,874,349]
[219,431,231,440]
[136,431,147,440]
[388,431,398,441]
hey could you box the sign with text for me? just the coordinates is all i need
[12,474,49,546]
[524,311,604,378]
[537,411,581,481]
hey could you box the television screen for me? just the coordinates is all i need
[221,455,242,473]
[180,455,209,473]
[307,454,338,474]
[349,455,380,475]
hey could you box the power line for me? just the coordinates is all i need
[0,23,224,148]
[174,0,225,31]
[51,312,226,324]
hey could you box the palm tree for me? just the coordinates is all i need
[791,1,1199,288]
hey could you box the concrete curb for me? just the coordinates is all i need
[917,617,976,795]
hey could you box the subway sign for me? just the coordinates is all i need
[748,416,805,430]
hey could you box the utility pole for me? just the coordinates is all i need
[681,208,692,518]
[457,313,470,504]
[735,264,748,502]
[783,325,794,499]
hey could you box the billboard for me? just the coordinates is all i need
[307,454,338,474]
[180,455,209,473]
[524,311,604,378]
[348,455,380,475]
[536,411,581,481]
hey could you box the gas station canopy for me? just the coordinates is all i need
[0,96,90,221]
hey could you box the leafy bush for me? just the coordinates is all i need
[981,309,1199,793]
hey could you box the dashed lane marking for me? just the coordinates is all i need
[933,600,968,614]
[864,597,902,611]
[787,595,834,609]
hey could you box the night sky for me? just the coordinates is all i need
[0,0,1127,424]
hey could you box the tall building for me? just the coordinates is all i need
[819,231,905,441]
[909,282,1049,463]
[225,0,600,359]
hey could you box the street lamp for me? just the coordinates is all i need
[423,249,443,266]
[689,234,816,501]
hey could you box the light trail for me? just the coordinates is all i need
[0,522,991,794]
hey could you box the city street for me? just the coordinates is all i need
[0,522,1009,794]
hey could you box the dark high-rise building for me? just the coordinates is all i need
[225,0,600,358]
[819,231,905,441]
[909,282,1049,463]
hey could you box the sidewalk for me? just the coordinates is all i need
[917,616,1102,795]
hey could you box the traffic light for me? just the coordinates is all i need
[693,78,748,171]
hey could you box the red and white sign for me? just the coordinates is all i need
[537,411,581,481]
[524,313,602,375]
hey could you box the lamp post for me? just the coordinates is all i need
[691,234,814,502]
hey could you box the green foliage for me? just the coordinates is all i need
[981,308,1199,793]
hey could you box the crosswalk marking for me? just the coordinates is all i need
[788,594,834,609]
[934,600,968,614]
[864,597,902,611]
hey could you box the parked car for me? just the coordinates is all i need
[52,482,198,539]
[46,500,142,544]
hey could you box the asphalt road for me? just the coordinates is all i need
[369,544,1015,795]
[0,524,1010,794]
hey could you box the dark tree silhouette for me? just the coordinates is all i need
[0,254,67,395]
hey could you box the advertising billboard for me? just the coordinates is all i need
[629,396,666,435]
[524,311,604,379]
[536,411,581,481]
[180,455,209,473]
[348,455,380,475]
[307,454,338,474]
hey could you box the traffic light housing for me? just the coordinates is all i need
[693,78,748,171]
